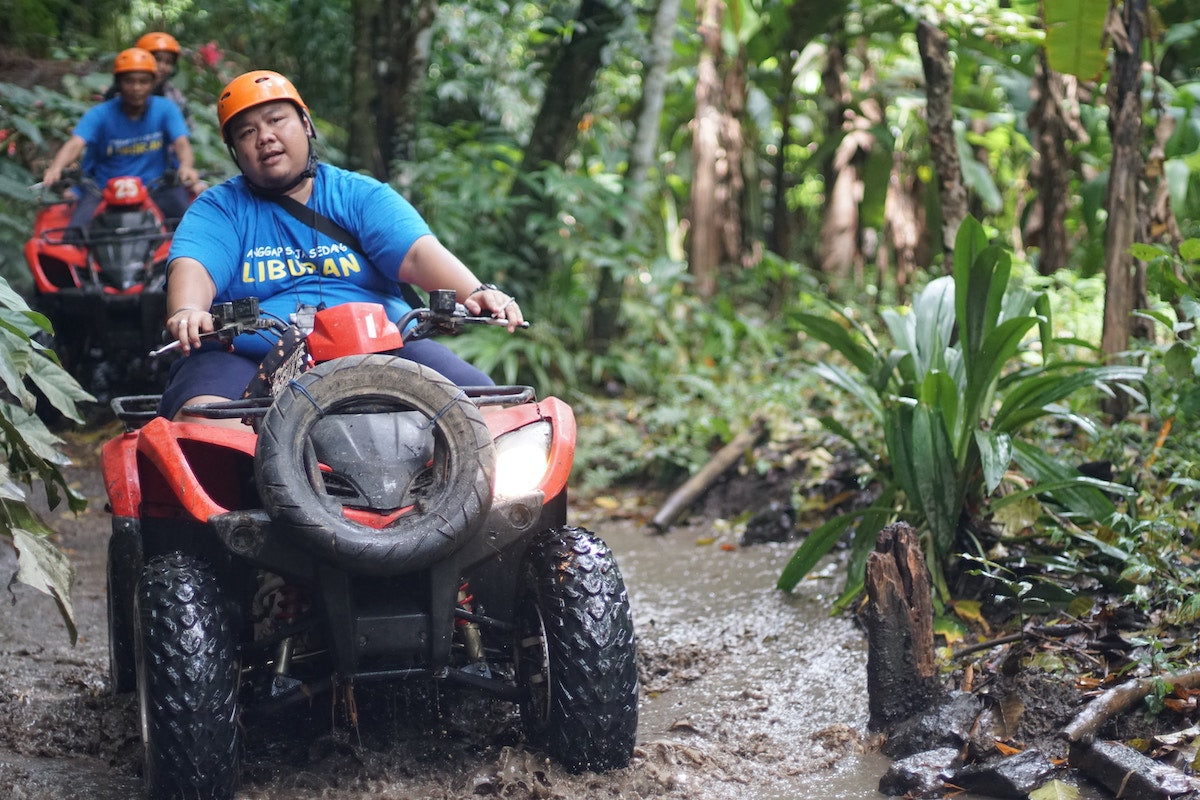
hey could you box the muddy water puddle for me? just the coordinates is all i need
[0,471,1029,799]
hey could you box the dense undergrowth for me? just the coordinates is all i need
[4,57,1200,704]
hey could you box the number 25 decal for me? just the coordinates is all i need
[112,178,140,200]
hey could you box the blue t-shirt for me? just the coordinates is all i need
[168,163,433,359]
[74,96,188,187]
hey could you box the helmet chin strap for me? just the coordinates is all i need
[239,141,318,197]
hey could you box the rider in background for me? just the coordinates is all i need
[159,70,522,427]
[102,32,193,129]
[41,47,199,235]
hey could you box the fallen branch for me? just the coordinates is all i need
[1063,669,1200,743]
[649,416,766,532]
[951,624,1089,659]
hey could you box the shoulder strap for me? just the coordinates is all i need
[269,193,425,309]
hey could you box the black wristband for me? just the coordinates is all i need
[468,283,500,296]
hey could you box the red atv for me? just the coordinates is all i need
[25,172,179,400]
[102,291,639,799]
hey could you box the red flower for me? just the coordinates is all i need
[198,41,223,68]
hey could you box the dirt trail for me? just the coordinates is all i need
[0,431,883,800]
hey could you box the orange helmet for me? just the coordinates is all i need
[135,32,181,55]
[217,70,309,133]
[113,47,158,76]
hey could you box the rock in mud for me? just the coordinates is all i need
[877,746,962,798]
[950,747,1057,799]
[881,690,983,759]
[1069,739,1200,799]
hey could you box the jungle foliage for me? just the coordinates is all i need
[1,0,1200,636]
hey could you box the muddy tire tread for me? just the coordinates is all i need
[518,526,639,772]
[136,552,239,800]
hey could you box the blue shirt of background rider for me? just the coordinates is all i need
[73,95,188,187]
[167,162,432,361]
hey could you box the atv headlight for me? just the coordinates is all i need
[493,421,552,499]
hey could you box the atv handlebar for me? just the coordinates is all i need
[148,292,528,358]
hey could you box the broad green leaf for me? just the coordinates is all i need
[1009,441,1123,520]
[884,403,921,513]
[976,429,1013,494]
[1130,242,1170,261]
[991,494,1041,536]
[1043,0,1109,80]
[0,338,34,409]
[1180,238,1200,262]
[0,405,70,467]
[794,313,877,375]
[919,370,960,451]
[0,281,32,313]
[911,405,959,558]
[994,365,1146,432]
[24,353,94,424]
[953,215,990,312]
[10,527,77,644]
[778,513,859,592]
[1164,343,1196,380]
[813,362,884,422]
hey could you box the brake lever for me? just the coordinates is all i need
[147,323,246,358]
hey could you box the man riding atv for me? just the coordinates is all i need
[159,69,521,427]
[102,70,638,800]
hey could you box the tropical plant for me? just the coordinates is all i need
[778,216,1144,604]
[0,276,93,641]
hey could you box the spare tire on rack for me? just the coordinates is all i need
[254,354,495,576]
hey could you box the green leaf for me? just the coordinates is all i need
[778,513,859,592]
[1043,0,1109,80]
[1165,342,1197,380]
[24,353,94,423]
[794,313,877,375]
[911,405,960,558]
[976,429,1013,495]
[1130,242,1169,261]
[10,528,77,644]
[1027,777,1084,800]
[1180,238,1200,262]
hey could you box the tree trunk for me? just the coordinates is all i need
[865,521,942,732]
[916,19,966,269]
[1101,0,1147,417]
[883,150,925,297]
[519,0,627,173]
[348,0,437,181]
[588,0,681,351]
[507,0,627,287]
[1025,51,1074,275]
[689,0,725,298]
[768,45,796,258]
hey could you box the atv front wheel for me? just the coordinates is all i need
[516,526,639,772]
[135,552,240,800]
[254,354,495,575]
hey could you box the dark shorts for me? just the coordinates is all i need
[156,338,495,419]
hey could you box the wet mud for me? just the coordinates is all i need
[0,435,944,799]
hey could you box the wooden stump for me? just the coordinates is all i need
[865,521,941,731]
